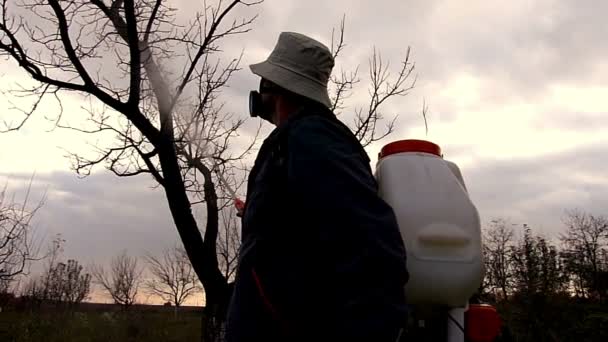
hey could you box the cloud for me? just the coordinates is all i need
[0,171,179,266]
[465,141,608,234]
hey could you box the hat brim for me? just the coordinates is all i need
[250,60,332,108]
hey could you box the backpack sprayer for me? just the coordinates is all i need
[376,139,501,342]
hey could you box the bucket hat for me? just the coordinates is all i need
[250,32,334,108]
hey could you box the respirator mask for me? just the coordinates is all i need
[249,79,276,122]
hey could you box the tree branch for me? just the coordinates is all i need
[353,46,416,146]
[123,0,141,107]
[144,0,163,43]
[170,0,260,112]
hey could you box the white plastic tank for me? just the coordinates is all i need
[376,139,484,307]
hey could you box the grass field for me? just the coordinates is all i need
[2,299,607,341]
[0,309,202,342]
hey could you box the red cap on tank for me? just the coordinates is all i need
[379,139,442,159]
[465,304,502,342]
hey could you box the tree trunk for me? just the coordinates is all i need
[156,134,229,341]
[190,153,232,341]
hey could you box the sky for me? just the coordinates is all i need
[1,0,607,302]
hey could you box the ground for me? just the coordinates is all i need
[0,304,202,342]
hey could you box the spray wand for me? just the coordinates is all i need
[213,164,245,217]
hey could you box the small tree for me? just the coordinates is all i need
[145,246,200,312]
[20,238,91,309]
[597,249,608,302]
[43,259,92,307]
[18,237,62,309]
[560,209,608,301]
[217,205,240,282]
[511,225,567,297]
[506,225,571,340]
[58,260,91,305]
[0,180,43,289]
[93,251,142,309]
[483,219,516,300]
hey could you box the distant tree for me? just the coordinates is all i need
[217,206,240,282]
[93,251,142,309]
[35,235,64,303]
[43,259,92,307]
[599,250,608,301]
[20,277,43,309]
[560,210,608,301]
[483,219,516,300]
[0,180,43,289]
[475,214,608,342]
[52,260,91,305]
[145,246,200,311]
[511,225,567,297]
[19,238,91,309]
[505,225,568,340]
[18,237,61,309]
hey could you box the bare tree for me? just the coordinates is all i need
[0,1,261,336]
[0,180,43,289]
[329,16,417,147]
[511,224,567,297]
[93,251,142,309]
[19,236,91,309]
[40,259,92,307]
[18,236,61,308]
[145,246,200,312]
[217,205,240,282]
[483,219,516,299]
[560,209,608,300]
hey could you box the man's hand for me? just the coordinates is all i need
[235,198,245,217]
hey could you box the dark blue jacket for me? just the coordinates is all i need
[226,106,409,342]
